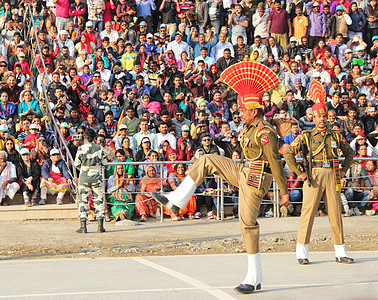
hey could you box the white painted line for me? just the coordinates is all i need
[1,281,376,299]
[132,257,236,300]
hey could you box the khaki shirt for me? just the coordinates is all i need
[241,117,288,195]
[283,127,355,177]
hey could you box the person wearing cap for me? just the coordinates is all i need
[82,21,102,47]
[284,36,301,59]
[340,48,354,72]
[306,59,332,87]
[100,21,119,43]
[151,63,290,294]
[305,1,327,48]
[348,2,367,40]
[0,150,19,206]
[284,100,355,265]
[17,148,41,207]
[23,123,42,151]
[355,44,373,74]
[40,149,72,205]
[136,0,156,34]
[113,124,132,150]
[75,128,108,233]
[335,5,352,41]
[154,23,171,53]
[56,30,75,58]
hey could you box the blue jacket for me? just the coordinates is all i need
[349,10,366,32]
[187,34,219,58]
[41,158,72,181]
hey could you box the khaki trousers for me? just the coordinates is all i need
[297,168,344,245]
[186,154,273,254]
[271,33,288,49]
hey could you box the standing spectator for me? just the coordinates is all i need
[267,0,292,49]
[252,3,269,46]
[208,0,221,33]
[306,1,327,48]
[335,5,352,42]
[54,0,70,31]
[87,0,106,33]
[365,0,378,50]
[292,6,308,42]
[348,2,367,39]
[228,3,248,45]
[324,4,337,40]
[160,0,180,36]
[136,0,156,33]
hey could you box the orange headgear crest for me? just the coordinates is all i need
[312,102,328,117]
[307,80,326,104]
[220,62,280,110]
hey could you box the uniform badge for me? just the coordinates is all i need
[257,129,270,138]
[341,136,346,144]
[290,135,302,147]
[261,136,268,144]
[257,124,265,131]
[331,141,337,148]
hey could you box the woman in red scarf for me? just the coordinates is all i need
[75,34,96,55]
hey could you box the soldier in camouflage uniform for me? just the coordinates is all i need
[74,128,108,233]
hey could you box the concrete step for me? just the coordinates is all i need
[8,193,75,205]
[0,204,78,221]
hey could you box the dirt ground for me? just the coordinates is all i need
[0,216,376,260]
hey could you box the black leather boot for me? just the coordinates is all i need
[76,220,87,233]
[97,218,106,233]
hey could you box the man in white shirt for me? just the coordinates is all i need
[210,33,235,60]
[129,63,150,84]
[133,118,158,152]
[97,60,111,84]
[76,49,95,73]
[166,32,190,61]
[100,21,119,43]
[0,151,19,206]
[252,3,269,45]
[156,121,177,149]
[250,36,268,63]
[305,60,331,87]
[113,124,133,150]
[57,30,75,57]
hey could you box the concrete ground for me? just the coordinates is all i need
[0,251,377,300]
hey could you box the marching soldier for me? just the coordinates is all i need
[284,102,355,265]
[74,128,108,233]
[151,62,290,294]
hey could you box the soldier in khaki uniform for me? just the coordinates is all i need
[151,63,290,294]
[284,102,355,265]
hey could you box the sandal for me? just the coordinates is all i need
[140,215,147,222]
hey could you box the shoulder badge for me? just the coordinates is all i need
[257,124,265,131]
[243,137,250,147]
[290,135,303,147]
[261,136,269,144]
[257,129,271,138]
[341,135,346,144]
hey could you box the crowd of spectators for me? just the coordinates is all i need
[0,0,376,220]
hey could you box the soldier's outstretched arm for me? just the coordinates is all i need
[259,131,288,196]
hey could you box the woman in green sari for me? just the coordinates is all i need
[107,165,135,221]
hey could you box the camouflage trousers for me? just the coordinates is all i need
[78,179,105,221]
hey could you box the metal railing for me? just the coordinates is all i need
[22,5,77,201]
[104,157,378,220]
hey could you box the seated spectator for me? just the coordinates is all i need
[0,150,19,206]
[3,137,20,166]
[135,164,161,222]
[17,90,42,119]
[17,148,41,207]
[365,160,378,216]
[121,106,140,137]
[121,137,135,161]
[207,91,229,121]
[0,91,16,126]
[31,136,51,166]
[96,134,115,161]
[107,149,135,179]
[297,108,315,131]
[23,124,42,151]
[136,136,152,162]
[344,160,374,216]
[40,149,72,205]
[107,165,135,221]
[167,163,197,220]
[67,133,84,160]
[272,110,298,139]
[214,130,242,158]
[283,122,300,144]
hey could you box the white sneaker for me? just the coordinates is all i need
[265,208,274,218]
[353,207,362,216]
[365,209,376,216]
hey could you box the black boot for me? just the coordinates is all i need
[97,218,106,233]
[76,220,87,233]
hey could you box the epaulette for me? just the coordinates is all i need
[257,124,265,131]
[290,134,303,147]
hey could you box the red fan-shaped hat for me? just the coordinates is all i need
[307,80,326,104]
[220,62,280,110]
